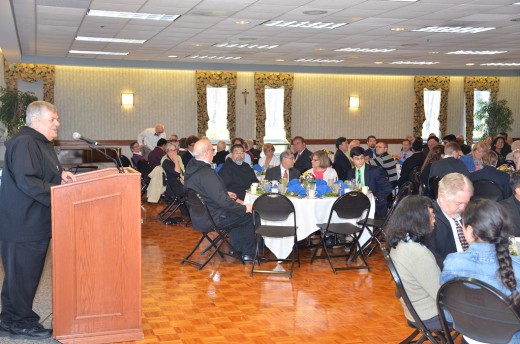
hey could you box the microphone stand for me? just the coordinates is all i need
[87,144,125,174]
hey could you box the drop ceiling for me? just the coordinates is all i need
[2,0,520,75]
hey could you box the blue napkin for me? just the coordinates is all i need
[315,178,332,197]
[214,163,223,173]
[252,164,263,173]
[334,180,346,195]
[287,179,306,197]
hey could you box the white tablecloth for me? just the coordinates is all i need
[244,192,375,259]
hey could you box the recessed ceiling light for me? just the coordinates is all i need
[446,50,507,55]
[374,61,384,64]
[480,62,520,66]
[276,59,285,62]
[75,36,146,44]
[235,20,250,25]
[335,47,396,53]
[428,51,439,54]
[466,63,475,66]
[69,50,129,55]
[189,55,242,60]
[412,26,495,33]
[315,48,326,51]
[87,9,179,21]
[302,10,328,15]
[390,61,439,65]
[262,20,346,29]
[391,27,405,31]
[214,43,278,49]
[294,58,344,63]
[168,55,178,58]
[192,44,203,47]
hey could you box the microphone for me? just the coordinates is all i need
[72,132,101,146]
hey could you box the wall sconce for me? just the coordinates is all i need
[349,96,360,109]
[121,93,134,106]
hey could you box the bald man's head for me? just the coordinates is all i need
[193,138,213,163]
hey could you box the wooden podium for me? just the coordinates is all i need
[51,168,143,343]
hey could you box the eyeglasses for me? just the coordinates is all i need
[312,159,320,162]
[167,149,176,152]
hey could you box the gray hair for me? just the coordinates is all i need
[26,101,57,126]
[438,173,474,199]
[280,150,293,161]
[193,138,212,157]
[166,141,179,151]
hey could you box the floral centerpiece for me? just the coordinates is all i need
[498,163,515,175]
[300,171,316,188]
[323,149,335,163]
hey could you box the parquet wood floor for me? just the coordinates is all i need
[126,203,457,344]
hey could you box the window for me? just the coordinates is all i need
[422,89,441,139]
[205,86,229,142]
[264,86,287,153]
[473,89,490,141]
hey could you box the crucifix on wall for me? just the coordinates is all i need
[241,89,249,104]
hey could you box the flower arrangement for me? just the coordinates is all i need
[323,148,335,163]
[300,171,316,186]
[498,163,515,175]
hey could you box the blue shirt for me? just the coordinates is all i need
[441,242,520,343]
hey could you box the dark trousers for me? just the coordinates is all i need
[0,238,50,327]
[218,212,257,256]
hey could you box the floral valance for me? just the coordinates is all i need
[254,73,294,147]
[464,77,499,142]
[3,58,55,103]
[413,76,450,138]
[195,71,237,138]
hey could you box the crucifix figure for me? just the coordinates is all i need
[242,89,249,104]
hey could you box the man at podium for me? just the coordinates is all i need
[0,101,76,339]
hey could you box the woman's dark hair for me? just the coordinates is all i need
[491,136,506,151]
[420,145,444,173]
[385,195,434,249]
[462,199,520,306]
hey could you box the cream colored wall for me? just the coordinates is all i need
[20,65,520,144]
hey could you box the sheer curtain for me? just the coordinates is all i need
[206,85,230,141]
[473,89,490,140]
[422,89,441,139]
[263,86,286,144]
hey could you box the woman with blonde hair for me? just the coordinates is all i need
[305,150,338,181]
[258,143,280,168]
[460,141,487,172]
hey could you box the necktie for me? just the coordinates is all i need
[454,218,469,251]
[356,169,361,185]
[283,169,288,179]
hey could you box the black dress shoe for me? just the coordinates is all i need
[9,323,52,339]
[241,254,255,263]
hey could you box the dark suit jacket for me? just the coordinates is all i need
[397,151,425,188]
[182,150,194,168]
[500,196,520,236]
[365,147,376,159]
[332,149,352,181]
[347,163,393,217]
[429,201,457,269]
[293,148,312,173]
[265,166,300,182]
[470,165,512,200]
[429,157,470,180]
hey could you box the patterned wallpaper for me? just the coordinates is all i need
[46,66,520,142]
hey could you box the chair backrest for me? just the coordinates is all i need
[472,179,503,201]
[409,166,422,194]
[429,176,441,199]
[253,193,295,222]
[118,155,133,168]
[381,245,441,342]
[331,191,371,221]
[184,188,217,232]
[137,159,153,179]
[437,277,520,344]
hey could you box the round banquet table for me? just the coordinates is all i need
[244,192,375,259]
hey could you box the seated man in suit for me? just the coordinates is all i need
[183,138,256,262]
[265,150,301,182]
[347,147,393,218]
[332,137,352,181]
[397,138,425,188]
[130,141,145,168]
[470,151,512,201]
[500,172,520,236]
[212,140,229,166]
[429,142,469,186]
[181,135,199,168]
[292,136,312,173]
[218,144,259,202]
[428,173,473,268]
[365,135,377,159]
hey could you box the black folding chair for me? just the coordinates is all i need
[410,166,423,195]
[250,193,299,279]
[311,191,371,274]
[429,176,441,200]
[471,179,504,201]
[437,277,520,344]
[181,188,244,270]
[381,245,452,344]
[157,171,187,225]
[137,159,153,196]
[357,181,414,257]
